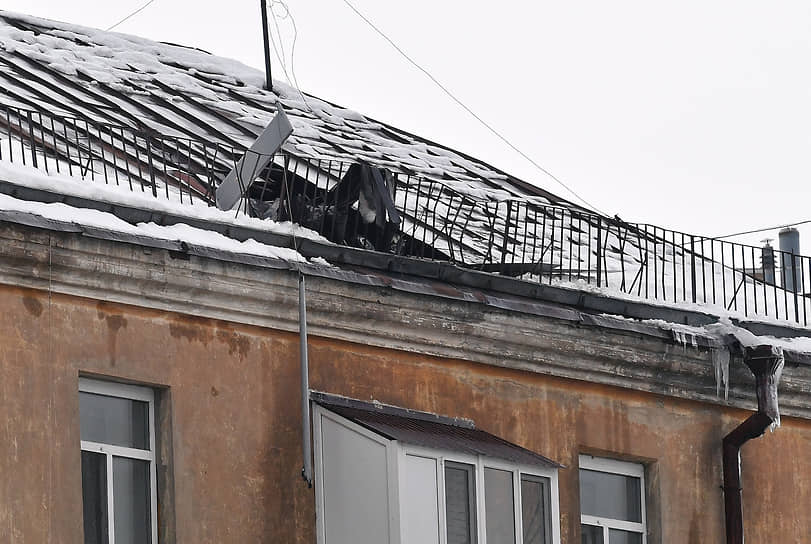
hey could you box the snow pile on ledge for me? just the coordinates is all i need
[556,277,811,331]
[0,161,327,242]
[0,191,308,263]
[703,317,811,352]
[603,313,807,404]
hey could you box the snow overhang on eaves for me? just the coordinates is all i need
[2,189,811,367]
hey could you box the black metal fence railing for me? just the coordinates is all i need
[1,103,809,325]
[0,103,239,205]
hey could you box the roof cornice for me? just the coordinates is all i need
[1,219,810,419]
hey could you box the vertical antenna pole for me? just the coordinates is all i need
[299,274,313,487]
[260,0,274,92]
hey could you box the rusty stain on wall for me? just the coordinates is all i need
[21,296,43,317]
[1,284,810,543]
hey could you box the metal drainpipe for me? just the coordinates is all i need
[722,344,784,544]
[299,274,313,487]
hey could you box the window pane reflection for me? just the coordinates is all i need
[484,468,515,544]
[79,392,149,449]
[581,524,604,544]
[609,528,643,544]
[81,451,108,544]
[521,476,549,544]
[579,469,641,522]
[113,457,151,544]
[445,463,476,544]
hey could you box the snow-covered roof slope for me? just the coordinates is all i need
[0,10,569,207]
[0,189,308,263]
[1,10,810,330]
[0,161,326,242]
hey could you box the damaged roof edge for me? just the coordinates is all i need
[2,200,810,366]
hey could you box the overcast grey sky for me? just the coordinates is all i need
[4,0,811,249]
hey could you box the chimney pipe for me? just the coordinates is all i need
[760,240,775,286]
[778,228,802,293]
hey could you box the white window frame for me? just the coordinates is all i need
[312,405,561,544]
[79,378,158,544]
[401,444,562,544]
[313,405,401,544]
[579,454,647,544]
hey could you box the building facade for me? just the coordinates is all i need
[0,10,810,544]
[1,220,810,543]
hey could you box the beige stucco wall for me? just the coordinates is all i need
[1,283,809,543]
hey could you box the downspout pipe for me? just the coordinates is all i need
[722,344,784,544]
[299,273,313,487]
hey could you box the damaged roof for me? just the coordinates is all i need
[0,10,569,206]
[0,11,810,329]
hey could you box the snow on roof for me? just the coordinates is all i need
[0,10,566,206]
[0,161,326,242]
[0,186,307,263]
[0,10,810,334]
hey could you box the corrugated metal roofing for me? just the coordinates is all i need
[313,393,562,469]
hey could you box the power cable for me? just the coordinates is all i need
[278,2,309,111]
[339,0,605,215]
[714,219,811,240]
[107,0,156,31]
[263,1,289,77]
[266,0,312,111]
[269,2,288,70]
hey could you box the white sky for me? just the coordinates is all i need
[3,0,811,250]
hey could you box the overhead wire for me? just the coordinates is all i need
[265,3,293,82]
[267,0,312,111]
[713,219,811,240]
[339,0,605,215]
[281,4,309,111]
[107,0,157,31]
[263,2,307,252]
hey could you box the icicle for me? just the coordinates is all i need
[712,348,730,400]
[770,347,785,432]
[673,331,685,351]
[672,330,698,353]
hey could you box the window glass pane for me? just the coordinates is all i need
[80,392,149,449]
[521,476,549,544]
[484,467,515,544]
[113,457,151,544]
[81,451,108,544]
[403,455,440,544]
[581,524,604,544]
[609,528,643,544]
[445,463,476,544]
[579,469,641,522]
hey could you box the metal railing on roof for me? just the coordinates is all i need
[1,103,809,326]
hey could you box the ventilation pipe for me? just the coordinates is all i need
[778,228,802,293]
[722,344,784,544]
[760,240,775,286]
